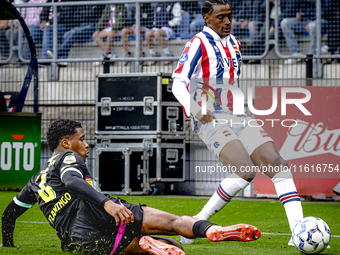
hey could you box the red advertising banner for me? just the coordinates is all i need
[254,87,340,197]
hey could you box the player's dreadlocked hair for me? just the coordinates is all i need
[202,0,230,16]
[47,119,82,152]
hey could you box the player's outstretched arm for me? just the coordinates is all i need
[1,200,29,247]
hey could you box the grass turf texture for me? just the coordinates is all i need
[0,191,339,255]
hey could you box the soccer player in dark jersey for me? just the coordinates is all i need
[1,119,261,255]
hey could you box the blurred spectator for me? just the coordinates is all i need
[0,20,10,61]
[280,0,329,64]
[324,0,340,57]
[121,3,153,66]
[42,0,75,62]
[231,0,266,61]
[18,0,74,62]
[182,1,204,35]
[181,1,201,21]
[46,0,104,67]
[93,4,127,61]
[145,2,182,66]
[269,0,277,40]
[11,0,47,60]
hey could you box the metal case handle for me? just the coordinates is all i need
[166,149,178,163]
[101,97,111,116]
[167,107,179,133]
[143,96,154,115]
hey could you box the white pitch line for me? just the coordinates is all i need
[262,232,340,238]
[2,221,339,238]
[16,221,49,224]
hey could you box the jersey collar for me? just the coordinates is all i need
[203,26,229,43]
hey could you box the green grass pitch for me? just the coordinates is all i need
[0,191,339,254]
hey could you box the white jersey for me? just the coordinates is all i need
[172,26,242,118]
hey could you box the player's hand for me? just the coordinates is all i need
[104,200,134,226]
[0,244,18,247]
[195,110,217,124]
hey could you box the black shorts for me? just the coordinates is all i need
[69,197,144,255]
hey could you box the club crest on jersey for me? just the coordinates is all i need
[64,155,76,164]
[179,53,188,63]
[232,45,240,55]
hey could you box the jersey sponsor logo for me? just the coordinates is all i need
[63,155,76,164]
[223,130,231,137]
[179,53,189,63]
[213,142,220,148]
[216,57,225,69]
[48,192,72,224]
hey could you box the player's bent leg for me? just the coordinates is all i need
[191,140,254,237]
[141,207,261,244]
[141,207,197,238]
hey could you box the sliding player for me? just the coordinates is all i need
[1,119,261,255]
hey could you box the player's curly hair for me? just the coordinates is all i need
[46,119,82,152]
[202,0,231,16]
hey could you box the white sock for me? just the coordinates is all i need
[149,48,156,55]
[195,173,250,220]
[272,171,303,233]
[163,47,171,55]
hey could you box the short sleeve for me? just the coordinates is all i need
[59,151,87,182]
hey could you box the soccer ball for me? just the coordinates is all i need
[292,217,331,254]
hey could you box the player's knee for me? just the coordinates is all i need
[237,170,256,182]
[271,156,293,179]
[273,156,289,169]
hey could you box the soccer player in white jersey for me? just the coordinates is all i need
[172,0,303,245]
